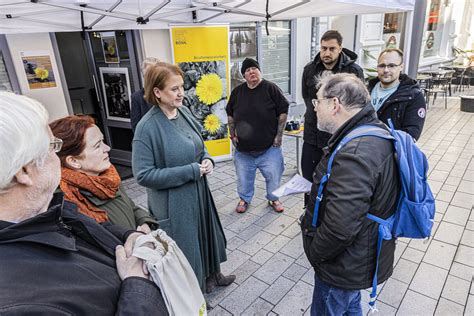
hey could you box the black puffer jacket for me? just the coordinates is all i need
[302,48,364,148]
[368,74,426,140]
[0,193,168,315]
[301,104,400,290]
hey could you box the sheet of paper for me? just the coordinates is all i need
[273,174,313,198]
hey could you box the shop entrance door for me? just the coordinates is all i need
[55,31,140,167]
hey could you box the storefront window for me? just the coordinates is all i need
[229,24,257,91]
[261,21,291,94]
[0,52,13,91]
[423,0,444,57]
[383,13,406,50]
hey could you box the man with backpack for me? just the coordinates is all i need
[300,73,401,315]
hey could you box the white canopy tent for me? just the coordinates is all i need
[0,0,415,34]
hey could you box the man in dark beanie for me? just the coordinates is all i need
[226,58,289,214]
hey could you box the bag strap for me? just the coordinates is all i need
[311,125,393,228]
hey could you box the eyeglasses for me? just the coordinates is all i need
[377,63,402,70]
[50,137,63,153]
[312,97,334,108]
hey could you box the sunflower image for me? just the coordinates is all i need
[196,73,223,105]
[203,114,221,134]
[34,67,49,80]
[107,44,115,56]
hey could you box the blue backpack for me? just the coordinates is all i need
[311,120,435,310]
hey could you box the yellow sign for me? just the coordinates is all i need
[170,25,232,161]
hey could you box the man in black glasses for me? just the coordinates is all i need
[368,48,426,140]
[301,30,364,207]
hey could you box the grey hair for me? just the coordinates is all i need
[141,57,160,74]
[0,92,50,192]
[317,73,370,110]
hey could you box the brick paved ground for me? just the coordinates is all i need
[123,88,473,315]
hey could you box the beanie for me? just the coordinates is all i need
[241,58,260,75]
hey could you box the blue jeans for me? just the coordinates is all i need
[311,274,363,316]
[234,146,284,203]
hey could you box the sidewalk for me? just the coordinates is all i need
[123,89,473,315]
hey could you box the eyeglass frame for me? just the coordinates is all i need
[376,63,402,70]
[312,96,336,108]
[50,137,63,153]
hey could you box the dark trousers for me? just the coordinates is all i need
[301,142,324,207]
[311,274,363,316]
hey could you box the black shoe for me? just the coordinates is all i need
[206,275,217,294]
[215,272,236,286]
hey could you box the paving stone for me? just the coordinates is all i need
[232,259,261,285]
[429,180,444,194]
[263,214,296,235]
[250,248,274,265]
[279,235,305,259]
[208,305,232,316]
[410,262,448,299]
[377,278,408,308]
[441,183,458,192]
[467,221,474,231]
[449,262,474,282]
[423,240,457,269]
[450,192,473,209]
[253,212,279,228]
[391,258,418,284]
[261,276,295,305]
[263,234,291,253]
[226,236,245,251]
[408,236,431,251]
[469,295,474,316]
[238,230,275,256]
[300,268,315,286]
[238,223,265,241]
[436,161,455,172]
[436,190,455,202]
[397,290,437,315]
[241,298,274,316]
[295,253,312,270]
[457,179,473,194]
[272,281,313,315]
[443,205,471,226]
[205,282,239,308]
[444,176,462,186]
[394,240,407,264]
[441,275,470,305]
[435,200,449,214]
[429,170,450,182]
[402,246,425,264]
[281,221,302,239]
[253,252,294,284]
[283,262,309,282]
[434,297,465,315]
[454,245,474,267]
[219,276,268,315]
[461,229,474,247]
[220,249,250,275]
[226,213,259,234]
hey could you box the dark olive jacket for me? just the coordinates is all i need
[0,193,168,315]
[81,184,158,230]
[301,104,400,290]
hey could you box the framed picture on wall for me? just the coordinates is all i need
[100,32,120,63]
[99,67,131,122]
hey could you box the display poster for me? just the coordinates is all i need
[101,32,120,63]
[170,25,231,161]
[20,50,57,89]
[99,67,132,122]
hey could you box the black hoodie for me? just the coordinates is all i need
[368,74,426,140]
[302,48,365,147]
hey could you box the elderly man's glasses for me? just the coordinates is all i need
[312,97,334,108]
[50,137,63,153]
[377,63,402,70]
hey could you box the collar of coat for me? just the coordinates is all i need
[310,47,359,72]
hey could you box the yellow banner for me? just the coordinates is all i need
[171,25,232,161]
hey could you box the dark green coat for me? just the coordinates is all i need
[81,185,158,230]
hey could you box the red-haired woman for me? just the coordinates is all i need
[50,115,158,231]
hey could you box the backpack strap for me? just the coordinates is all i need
[311,125,393,228]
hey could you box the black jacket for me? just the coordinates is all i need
[368,74,426,140]
[302,48,364,147]
[131,88,153,133]
[301,104,400,290]
[0,193,168,315]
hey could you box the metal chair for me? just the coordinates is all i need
[424,73,449,109]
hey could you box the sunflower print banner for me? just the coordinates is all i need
[170,25,232,161]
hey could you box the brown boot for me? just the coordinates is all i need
[215,272,236,286]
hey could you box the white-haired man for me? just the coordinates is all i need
[300,74,400,315]
[0,92,167,315]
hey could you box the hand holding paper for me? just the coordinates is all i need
[272,174,312,198]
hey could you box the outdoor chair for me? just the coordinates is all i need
[424,73,449,109]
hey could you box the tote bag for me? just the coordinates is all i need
[132,230,207,316]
